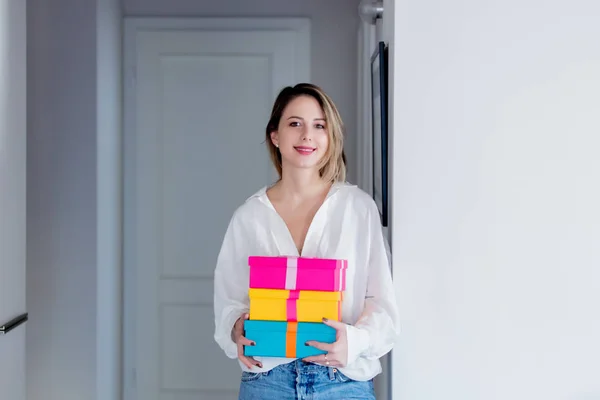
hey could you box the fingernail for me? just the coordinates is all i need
[257,363,263,368]
[250,342,256,346]
[305,342,309,346]
[322,317,328,322]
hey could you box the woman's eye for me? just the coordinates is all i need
[315,124,325,129]
[290,122,301,127]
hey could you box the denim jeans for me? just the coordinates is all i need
[238,359,376,400]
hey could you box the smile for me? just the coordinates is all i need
[294,146,316,155]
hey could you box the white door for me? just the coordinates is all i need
[0,1,27,399]
[124,18,310,400]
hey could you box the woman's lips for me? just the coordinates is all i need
[294,146,316,155]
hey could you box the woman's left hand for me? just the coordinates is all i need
[302,318,348,368]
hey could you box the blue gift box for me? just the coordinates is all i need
[244,320,336,358]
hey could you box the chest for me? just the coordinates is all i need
[273,200,321,255]
[250,189,368,262]
[250,197,369,310]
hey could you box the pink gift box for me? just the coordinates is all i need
[248,256,347,292]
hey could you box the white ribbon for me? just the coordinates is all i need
[339,262,344,290]
[285,257,298,290]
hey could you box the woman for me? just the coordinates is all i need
[213,83,399,399]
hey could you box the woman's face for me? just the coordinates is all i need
[270,95,329,173]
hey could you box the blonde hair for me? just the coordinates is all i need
[265,83,347,183]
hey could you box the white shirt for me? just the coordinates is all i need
[213,181,400,381]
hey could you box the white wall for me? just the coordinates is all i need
[0,1,26,399]
[26,0,98,398]
[27,1,122,399]
[123,0,361,183]
[390,1,600,399]
[97,0,123,398]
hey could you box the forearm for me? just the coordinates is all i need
[346,302,398,364]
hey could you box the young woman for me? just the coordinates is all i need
[213,83,399,399]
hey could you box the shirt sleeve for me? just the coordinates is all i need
[213,210,250,359]
[345,199,401,366]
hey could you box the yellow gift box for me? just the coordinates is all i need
[248,288,343,323]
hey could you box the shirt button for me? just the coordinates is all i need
[332,368,338,373]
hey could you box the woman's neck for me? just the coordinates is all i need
[275,168,330,202]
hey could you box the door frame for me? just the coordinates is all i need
[120,17,310,400]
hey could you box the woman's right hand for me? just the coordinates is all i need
[232,313,262,369]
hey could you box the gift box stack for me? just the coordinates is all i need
[243,256,347,359]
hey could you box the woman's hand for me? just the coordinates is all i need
[232,313,262,369]
[302,318,348,367]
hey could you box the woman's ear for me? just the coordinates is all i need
[270,131,279,148]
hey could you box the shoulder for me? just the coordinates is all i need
[227,186,270,227]
[335,183,386,243]
[333,182,379,217]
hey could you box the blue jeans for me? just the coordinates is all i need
[238,359,375,400]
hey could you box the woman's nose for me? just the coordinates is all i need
[300,126,313,141]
